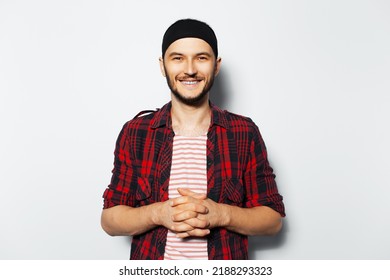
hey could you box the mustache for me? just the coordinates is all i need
[177,74,204,80]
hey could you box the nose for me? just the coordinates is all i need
[184,60,197,76]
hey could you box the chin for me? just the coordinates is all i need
[172,90,208,106]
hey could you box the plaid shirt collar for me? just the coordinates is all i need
[150,101,230,130]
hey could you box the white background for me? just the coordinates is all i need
[0,0,389,259]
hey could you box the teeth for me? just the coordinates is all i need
[181,81,198,85]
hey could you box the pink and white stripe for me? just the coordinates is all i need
[164,135,208,260]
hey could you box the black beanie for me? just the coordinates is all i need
[162,19,218,58]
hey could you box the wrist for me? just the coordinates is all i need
[219,203,232,228]
[149,202,163,226]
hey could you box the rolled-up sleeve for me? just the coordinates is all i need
[103,123,137,209]
[244,124,285,217]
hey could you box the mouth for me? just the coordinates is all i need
[178,78,203,89]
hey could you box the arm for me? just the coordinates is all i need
[214,202,282,236]
[209,201,282,235]
[101,192,210,237]
[101,204,161,236]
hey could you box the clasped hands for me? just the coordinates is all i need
[160,188,222,238]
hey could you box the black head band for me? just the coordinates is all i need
[162,19,218,58]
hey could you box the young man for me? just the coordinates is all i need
[101,19,285,260]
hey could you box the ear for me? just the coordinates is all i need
[214,57,222,77]
[159,57,166,77]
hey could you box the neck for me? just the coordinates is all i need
[171,95,211,136]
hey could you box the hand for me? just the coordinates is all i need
[172,188,228,238]
[156,189,209,236]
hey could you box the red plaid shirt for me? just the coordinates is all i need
[103,102,285,259]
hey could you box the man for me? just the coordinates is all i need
[101,19,285,260]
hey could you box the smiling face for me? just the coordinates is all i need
[160,37,221,106]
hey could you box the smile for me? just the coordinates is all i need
[178,79,203,89]
[181,80,199,85]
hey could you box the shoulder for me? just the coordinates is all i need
[221,109,258,131]
[122,102,170,131]
[223,109,253,122]
[221,110,269,153]
[214,107,264,145]
[128,109,157,125]
[121,111,156,133]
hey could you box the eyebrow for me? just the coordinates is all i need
[196,52,212,57]
[168,52,212,57]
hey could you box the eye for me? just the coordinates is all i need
[172,56,183,61]
[198,56,208,61]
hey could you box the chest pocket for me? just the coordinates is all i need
[135,177,154,205]
[222,178,244,206]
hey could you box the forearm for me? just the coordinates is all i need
[221,205,283,236]
[101,203,162,236]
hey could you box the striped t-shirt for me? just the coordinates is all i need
[163,135,208,260]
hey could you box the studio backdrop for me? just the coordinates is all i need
[1,0,389,259]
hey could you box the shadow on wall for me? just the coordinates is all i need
[210,68,231,109]
[249,216,289,259]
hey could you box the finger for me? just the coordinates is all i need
[177,188,206,199]
[172,209,209,222]
[170,195,205,207]
[171,202,209,216]
[171,206,209,222]
[171,210,198,222]
[182,217,210,229]
[170,222,195,233]
[176,228,210,239]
